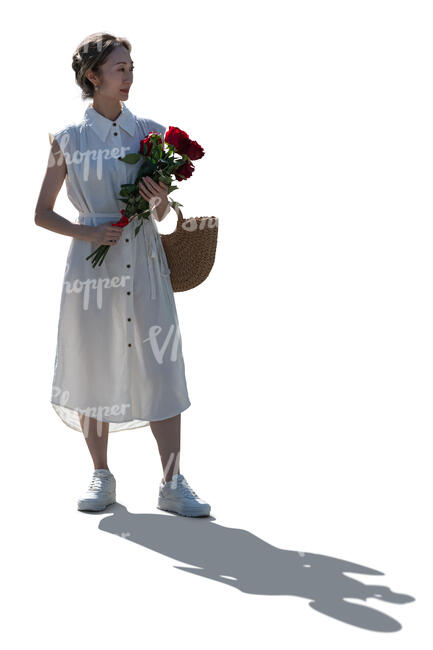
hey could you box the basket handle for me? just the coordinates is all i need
[170,202,184,229]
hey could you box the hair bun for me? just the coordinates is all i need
[71,33,131,101]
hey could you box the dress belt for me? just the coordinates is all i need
[78,211,171,300]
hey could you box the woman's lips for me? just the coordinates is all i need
[121,88,129,92]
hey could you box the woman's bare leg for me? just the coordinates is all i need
[149,413,181,484]
[78,414,110,470]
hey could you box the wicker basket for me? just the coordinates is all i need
[160,203,218,292]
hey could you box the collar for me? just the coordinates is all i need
[83,101,136,142]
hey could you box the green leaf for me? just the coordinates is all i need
[159,174,172,185]
[119,183,136,198]
[120,153,143,164]
[136,159,158,178]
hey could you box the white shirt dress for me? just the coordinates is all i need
[49,101,191,433]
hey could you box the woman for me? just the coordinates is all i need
[35,32,211,517]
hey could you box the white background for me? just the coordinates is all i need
[1,0,431,646]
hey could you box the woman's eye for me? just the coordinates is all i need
[120,67,134,72]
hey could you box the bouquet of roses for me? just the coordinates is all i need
[85,126,205,267]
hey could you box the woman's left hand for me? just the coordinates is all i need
[138,176,169,221]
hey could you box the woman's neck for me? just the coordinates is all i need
[91,99,123,122]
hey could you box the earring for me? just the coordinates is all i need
[95,85,99,91]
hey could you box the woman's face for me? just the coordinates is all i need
[89,45,134,100]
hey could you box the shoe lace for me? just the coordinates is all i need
[88,474,110,491]
[172,476,198,499]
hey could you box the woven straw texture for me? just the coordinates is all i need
[160,204,218,292]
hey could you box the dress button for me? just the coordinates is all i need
[128,343,132,347]
[114,132,118,136]
[127,291,131,295]
[127,317,131,322]
[113,122,117,126]
[125,238,129,242]
[126,264,130,268]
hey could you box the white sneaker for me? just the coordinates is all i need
[157,473,211,517]
[77,469,116,512]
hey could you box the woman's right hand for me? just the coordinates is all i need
[88,223,123,246]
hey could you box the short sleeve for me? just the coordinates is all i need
[50,127,69,156]
[49,125,78,167]
[48,126,76,178]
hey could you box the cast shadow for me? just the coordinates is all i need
[88,503,415,632]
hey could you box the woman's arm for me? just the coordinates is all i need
[34,137,93,241]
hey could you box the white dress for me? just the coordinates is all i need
[49,101,191,433]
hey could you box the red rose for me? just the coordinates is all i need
[186,139,204,161]
[149,132,163,146]
[112,213,129,227]
[175,160,195,181]
[165,126,190,154]
[139,137,152,156]
[139,133,163,156]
